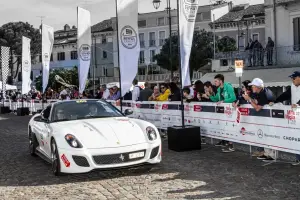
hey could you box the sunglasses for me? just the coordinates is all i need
[161,87,165,89]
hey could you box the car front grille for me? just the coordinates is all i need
[93,150,146,165]
[72,155,90,167]
[150,146,160,159]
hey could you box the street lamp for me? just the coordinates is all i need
[152,0,173,80]
[152,0,161,9]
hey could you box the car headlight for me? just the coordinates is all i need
[65,134,83,148]
[146,126,157,141]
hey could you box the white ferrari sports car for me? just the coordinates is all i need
[28,99,161,176]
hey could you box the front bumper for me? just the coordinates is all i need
[57,142,162,174]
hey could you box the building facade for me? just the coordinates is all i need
[26,1,232,87]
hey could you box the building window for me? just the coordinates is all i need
[252,33,259,41]
[138,68,146,75]
[159,31,165,46]
[139,33,145,47]
[196,13,203,22]
[139,51,145,64]
[138,20,146,27]
[57,52,65,61]
[50,54,53,61]
[171,16,177,24]
[71,51,78,60]
[150,50,156,62]
[293,17,300,50]
[102,37,107,44]
[157,17,165,26]
[103,51,107,59]
[149,32,156,47]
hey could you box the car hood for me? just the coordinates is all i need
[52,117,147,149]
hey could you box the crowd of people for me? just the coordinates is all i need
[1,69,299,165]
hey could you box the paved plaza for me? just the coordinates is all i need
[0,114,299,200]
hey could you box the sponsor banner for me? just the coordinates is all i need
[22,36,32,95]
[117,0,140,96]
[42,24,54,93]
[178,0,199,87]
[77,7,92,94]
[108,100,300,155]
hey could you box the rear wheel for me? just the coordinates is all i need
[51,139,62,176]
[29,131,38,156]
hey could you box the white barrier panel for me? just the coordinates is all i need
[110,100,300,155]
[2,99,300,155]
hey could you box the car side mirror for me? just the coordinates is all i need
[124,109,133,116]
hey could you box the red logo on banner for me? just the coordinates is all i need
[61,154,70,167]
[154,104,159,111]
[240,127,246,135]
[286,110,296,120]
[238,107,250,115]
[184,105,190,111]
[194,105,202,112]
[162,104,168,110]
[225,106,232,116]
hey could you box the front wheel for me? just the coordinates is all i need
[29,131,38,156]
[51,139,62,176]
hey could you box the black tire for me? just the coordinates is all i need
[29,131,38,157]
[51,139,62,176]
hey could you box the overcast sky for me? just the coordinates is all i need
[0,0,264,30]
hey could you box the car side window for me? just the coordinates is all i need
[42,106,51,120]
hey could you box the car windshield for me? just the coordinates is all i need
[52,100,123,122]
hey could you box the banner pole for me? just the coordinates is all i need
[176,0,185,128]
[115,0,123,112]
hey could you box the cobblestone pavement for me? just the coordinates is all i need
[0,114,300,200]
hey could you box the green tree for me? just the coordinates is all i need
[217,36,237,52]
[154,30,215,75]
[0,22,41,79]
[35,66,91,92]
[35,67,79,91]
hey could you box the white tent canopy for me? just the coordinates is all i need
[0,81,17,90]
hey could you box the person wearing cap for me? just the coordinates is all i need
[243,78,276,161]
[269,71,300,165]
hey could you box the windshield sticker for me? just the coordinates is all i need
[76,100,87,103]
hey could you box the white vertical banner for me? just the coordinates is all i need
[42,24,54,93]
[117,0,140,96]
[77,7,92,94]
[21,36,32,95]
[178,0,199,87]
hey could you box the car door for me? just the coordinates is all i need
[35,106,52,157]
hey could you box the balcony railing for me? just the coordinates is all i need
[98,72,203,84]
[149,40,156,47]
[215,46,300,69]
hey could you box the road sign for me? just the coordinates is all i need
[235,60,243,77]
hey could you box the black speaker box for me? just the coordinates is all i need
[17,107,30,116]
[0,106,10,114]
[167,126,201,152]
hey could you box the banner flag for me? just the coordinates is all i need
[1,46,10,100]
[178,0,199,87]
[42,24,54,93]
[77,7,92,94]
[21,36,32,95]
[117,0,140,96]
